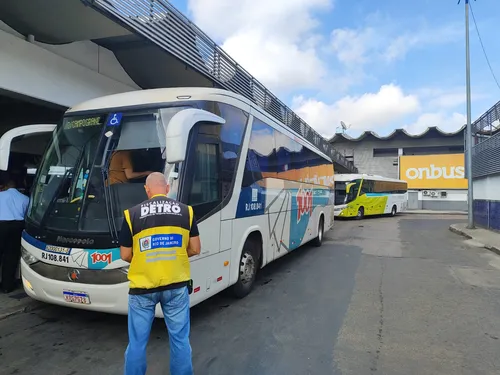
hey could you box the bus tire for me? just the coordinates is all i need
[231,238,260,298]
[313,216,324,247]
[391,205,397,217]
[356,207,364,220]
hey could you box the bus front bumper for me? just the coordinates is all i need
[334,205,348,217]
[20,258,138,316]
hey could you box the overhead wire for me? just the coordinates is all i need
[469,1,500,91]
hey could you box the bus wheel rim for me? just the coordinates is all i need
[318,222,323,241]
[240,253,255,284]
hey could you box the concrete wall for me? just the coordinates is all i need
[0,23,139,108]
[407,189,467,211]
[473,174,500,231]
[419,189,467,211]
[333,136,464,180]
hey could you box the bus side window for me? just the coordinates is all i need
[186,140,221,219]
[360,180,373,195]
[217,103,248,199]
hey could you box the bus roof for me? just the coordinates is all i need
[66,87,333,162]
[66,88,237,114]
[335,173,407,184]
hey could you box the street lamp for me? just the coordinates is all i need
[460,0,475,229]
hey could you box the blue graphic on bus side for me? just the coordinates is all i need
[235,183,331,251]
[289,187,330,251]
[107,113,123,127]
[236,184,266,218]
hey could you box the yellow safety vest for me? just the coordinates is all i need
[124,195,193,292]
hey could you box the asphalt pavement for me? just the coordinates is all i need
[1,214,499,375]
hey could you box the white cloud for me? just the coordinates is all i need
[187,0,332,92]
[293,84,420,137]
[330,27,377,64]
[415,86,490,111]
[185,2,468,138]
[404,112,466,135]
[330,21,461,66]
[384,23,461,62]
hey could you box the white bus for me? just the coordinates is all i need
[11,88,335,317]
[334,174,408,219]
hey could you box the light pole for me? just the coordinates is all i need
[464,0,475,229]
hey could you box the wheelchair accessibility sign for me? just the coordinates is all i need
[107,113,123,127]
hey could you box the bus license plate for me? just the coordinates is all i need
[63,290,91,305]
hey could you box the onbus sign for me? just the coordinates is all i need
[399,154,468,189]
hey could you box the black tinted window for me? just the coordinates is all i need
[360,180,373,195]
[243,118,333,187]
[218,103,248,198]
[188,142,221,219]
[242,119,276,187]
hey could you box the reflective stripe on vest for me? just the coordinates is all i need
[124,196,193,290]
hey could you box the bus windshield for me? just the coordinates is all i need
[344,179,361,204]
[334,181,347,205]
[27,107,187,233]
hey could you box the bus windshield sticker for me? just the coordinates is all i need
[107,113,123,127]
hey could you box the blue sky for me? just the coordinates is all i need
[171,0,499,138]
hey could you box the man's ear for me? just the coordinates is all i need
[166,184,170,195]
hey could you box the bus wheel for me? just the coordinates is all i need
[356,207,364,220]
[313,216,324,247]
[232,239,259,298]
[391,205,397,216]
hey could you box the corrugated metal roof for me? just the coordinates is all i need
[329,125,466,143]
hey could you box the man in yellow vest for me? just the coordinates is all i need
[119,172,201,375]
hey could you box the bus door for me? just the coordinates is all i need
[184,131,222,260]
[0,124,56,193]
[164,109,226,262]
[0,124,55,282]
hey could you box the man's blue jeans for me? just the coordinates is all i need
[124,286,193,375]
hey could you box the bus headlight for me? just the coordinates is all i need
[21,246,38,265]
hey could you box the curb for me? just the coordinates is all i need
[484,244,500,257]
[405,211,467,216]
[449,225,500,257]
[0,300,45,321]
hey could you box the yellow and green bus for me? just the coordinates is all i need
[334,174,408,219]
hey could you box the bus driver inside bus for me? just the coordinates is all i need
[108,150,154,185]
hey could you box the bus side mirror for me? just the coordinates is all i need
[164,108,225,163]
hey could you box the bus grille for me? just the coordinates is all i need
[29,262,129,285]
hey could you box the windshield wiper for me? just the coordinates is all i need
[39,166,74,228]
[100,136,119,243]
[101,167,119,243]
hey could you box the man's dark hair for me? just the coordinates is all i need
[0,171,18,188]
[0,171,10,186]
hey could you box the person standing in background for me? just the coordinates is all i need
[0,174,29,293]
